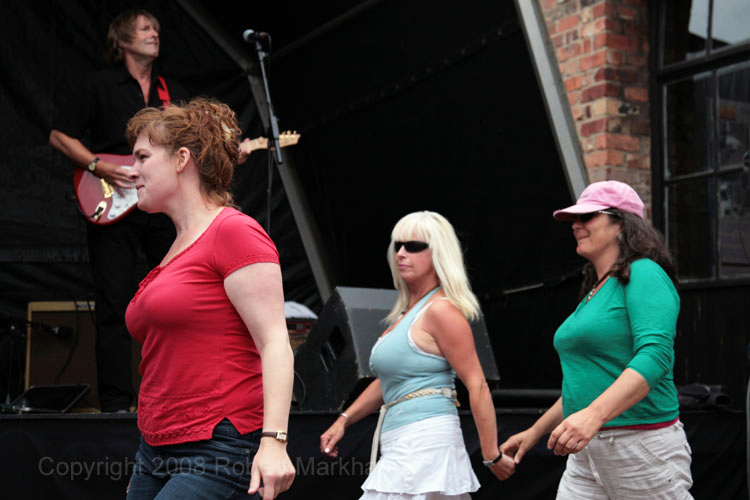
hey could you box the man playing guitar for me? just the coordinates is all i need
[49,10,189,412]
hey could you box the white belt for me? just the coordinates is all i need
[369,387,459,472]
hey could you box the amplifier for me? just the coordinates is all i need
[25,301,141,411]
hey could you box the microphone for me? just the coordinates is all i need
[243,29,269,42]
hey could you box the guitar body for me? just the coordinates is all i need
[73,132,301,226]
[73,153,138,226]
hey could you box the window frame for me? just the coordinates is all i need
[651,0,750,287]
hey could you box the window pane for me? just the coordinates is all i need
[665,73,713,178]
[662,0,709,65]
[719,171,750,277]
[668,178,715,280]
[718,61,750,169]
[711,0,750,50]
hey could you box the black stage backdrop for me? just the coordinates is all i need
[0,0,318,314]
[0,1,748,497]
[1,0,582,403]
[215,1,584,393]
[0,0,318,400]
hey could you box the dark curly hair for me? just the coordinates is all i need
[125,97,240,207]
[579,209,677,300]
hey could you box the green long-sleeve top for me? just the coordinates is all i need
[553,258,680,427]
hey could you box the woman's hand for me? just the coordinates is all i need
[319,380,383,458]
[545,368,650,456]
[500,427,543,465]
[319,417,346,457]
[248,439,296,499]
[488,452,515,480]
[547,407,604,455]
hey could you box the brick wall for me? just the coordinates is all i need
[540,0,652,215]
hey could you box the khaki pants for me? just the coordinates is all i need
[557,421,693,500]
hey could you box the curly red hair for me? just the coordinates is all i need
[126,97,240,207]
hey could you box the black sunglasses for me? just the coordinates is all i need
[574,210,616,223]
[393,240,429,253]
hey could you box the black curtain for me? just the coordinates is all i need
[0,1,317,315]
[2,0,583,397]
[0,0,318,401]
[268,0,582,389]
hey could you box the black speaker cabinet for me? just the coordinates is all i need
[25,301,142,411]
[294,287,499,411]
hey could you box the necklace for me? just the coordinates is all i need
[586,272,611,302]
[402,286,440,314]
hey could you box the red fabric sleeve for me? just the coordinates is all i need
[209,211,279,278]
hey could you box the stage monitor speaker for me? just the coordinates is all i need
[25,301,141,411]
[294,287,499,411]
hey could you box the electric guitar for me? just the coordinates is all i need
[74,131,300,225]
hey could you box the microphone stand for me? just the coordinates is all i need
[252,35,283,234]
[1,318,22,412]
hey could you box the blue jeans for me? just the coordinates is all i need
[127,419,260,500]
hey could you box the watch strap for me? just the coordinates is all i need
[482,450,503,467]
[87,157,100,172]
[261,430,288,443]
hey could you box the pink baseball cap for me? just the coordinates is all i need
[553,180,644,221]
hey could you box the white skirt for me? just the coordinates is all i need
[360,415,480,500]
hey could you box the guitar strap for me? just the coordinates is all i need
[156,76,171,107]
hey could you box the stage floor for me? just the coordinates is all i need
[0,409,745,499]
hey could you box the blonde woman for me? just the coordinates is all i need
[320,211,514,499]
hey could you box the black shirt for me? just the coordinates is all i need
[53,65,189,155]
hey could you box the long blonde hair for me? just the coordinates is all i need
[385,211,480,323]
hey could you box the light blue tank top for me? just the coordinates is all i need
[369,287,457,433]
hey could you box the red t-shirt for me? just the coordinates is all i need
[125,208,279,446]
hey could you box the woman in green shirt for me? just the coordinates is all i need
[501,181,693,499]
